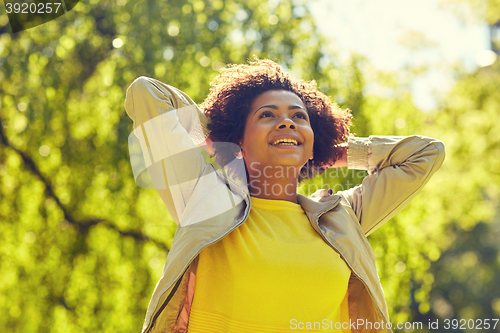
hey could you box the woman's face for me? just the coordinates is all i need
[240,90,314,175]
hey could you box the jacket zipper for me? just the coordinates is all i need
[144,185,251,333]
[314,206,391,329]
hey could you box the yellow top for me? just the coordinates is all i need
[188,197,352,333]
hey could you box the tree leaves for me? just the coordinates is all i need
[1,0,499,331]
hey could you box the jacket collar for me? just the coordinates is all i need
[229,173,343,233]
[297,190,342,233]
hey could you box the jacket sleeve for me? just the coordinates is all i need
[124,76,210,225]
[338,135,445,236]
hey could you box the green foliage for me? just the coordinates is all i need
[1,0,499,332]
[421,63,500,327]
[0,0,362,332]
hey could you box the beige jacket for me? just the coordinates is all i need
[125,77,445,333]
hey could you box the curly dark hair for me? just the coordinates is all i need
[201,58,352,181]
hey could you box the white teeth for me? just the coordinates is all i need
[272,138,298,145]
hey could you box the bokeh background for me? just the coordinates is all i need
[1,0,499,332]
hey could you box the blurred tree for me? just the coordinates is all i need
[384,1,500,331]
[4,0,498,332]
[439,0,500,25]
[0,0,364,332]
[410,59,500,332]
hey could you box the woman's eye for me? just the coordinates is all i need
[259,111,274,118]
[294,112,307,120]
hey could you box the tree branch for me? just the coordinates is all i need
[0,119,169,252]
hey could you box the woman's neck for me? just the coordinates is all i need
[247,165,299,203]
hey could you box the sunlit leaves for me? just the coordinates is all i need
[0,0,356,331]
[2,0,499,331]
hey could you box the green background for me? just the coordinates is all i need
[1,0,499,332]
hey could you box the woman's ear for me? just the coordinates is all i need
[235,145,244,159]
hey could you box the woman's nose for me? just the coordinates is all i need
[276,118,296,130]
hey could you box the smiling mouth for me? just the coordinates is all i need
[271,138,300,146]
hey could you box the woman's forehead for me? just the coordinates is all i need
[252,90,306,108]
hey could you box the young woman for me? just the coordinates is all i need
[125,59,445,333]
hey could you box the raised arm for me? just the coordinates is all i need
[338,135,445,236]
[125,77,209,225]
